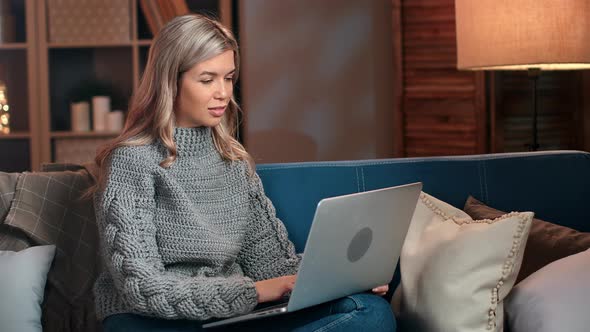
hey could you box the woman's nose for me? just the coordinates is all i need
[214,81,229,99]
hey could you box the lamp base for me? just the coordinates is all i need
[525,143,540,152]
[526,68,541,152]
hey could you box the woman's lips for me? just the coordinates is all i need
[208,106,226,117]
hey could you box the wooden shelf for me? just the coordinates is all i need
[0,131,31,139]
[0,43,28,50]
[51,131,120,138]
[137,39,152,46]
[48,41,135,49]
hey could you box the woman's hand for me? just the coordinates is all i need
[372,284,389,296]
[254,275,297,303]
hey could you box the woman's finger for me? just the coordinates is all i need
[372,285,389,293]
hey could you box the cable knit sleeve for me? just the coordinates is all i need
[95,148,258,320]
[237,172,302,281]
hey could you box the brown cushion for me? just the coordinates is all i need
[464,196,590,284]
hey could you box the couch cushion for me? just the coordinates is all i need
[0,224,30,252]
[0,171,19,222]
[0,245,56,332]
[3,168,100,332]
[505,249,590,332]
[392,192,533,332]
[464,196,590,283]
[0,172,30,252]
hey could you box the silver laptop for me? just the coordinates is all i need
[203,182,422,329]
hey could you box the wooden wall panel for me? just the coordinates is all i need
[395,0,486,157]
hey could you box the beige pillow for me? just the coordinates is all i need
[392,192,533,332]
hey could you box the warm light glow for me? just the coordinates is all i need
[0,81,9,135]
[455,0,590,71]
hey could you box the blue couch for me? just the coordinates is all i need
[255,150,590,331]
[2,150,589,331]
[258,150,590,293]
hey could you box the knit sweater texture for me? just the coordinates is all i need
[93,127,301,321]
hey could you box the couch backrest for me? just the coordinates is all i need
[257,151,590,252]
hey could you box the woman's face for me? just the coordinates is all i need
[175,50,235,128]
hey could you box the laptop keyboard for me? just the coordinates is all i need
[251,292,291,314]
[253,303,288,316]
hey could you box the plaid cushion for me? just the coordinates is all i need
[0,225,30,252]
[0,171,19,222]
[0,172,30,252]
[4,167,101,332]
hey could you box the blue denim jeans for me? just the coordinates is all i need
[102,293,396,332]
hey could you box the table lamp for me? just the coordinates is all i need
[455,0,590,151]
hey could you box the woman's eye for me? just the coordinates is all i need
[201,80,213,84]
[225,77,233,82]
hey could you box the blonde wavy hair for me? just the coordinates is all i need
[86,14,253,197]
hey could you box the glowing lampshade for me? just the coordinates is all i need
[456,0,590,71]
[455,0,590,151]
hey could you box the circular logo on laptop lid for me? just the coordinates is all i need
[347,227,373,262]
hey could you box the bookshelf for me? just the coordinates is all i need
[0,0,39,172]
[0,0,232,171]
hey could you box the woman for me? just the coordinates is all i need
[91,14,395,332]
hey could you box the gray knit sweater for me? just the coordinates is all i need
[93,127,301,321]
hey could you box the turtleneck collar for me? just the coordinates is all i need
[173,126,216,157]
